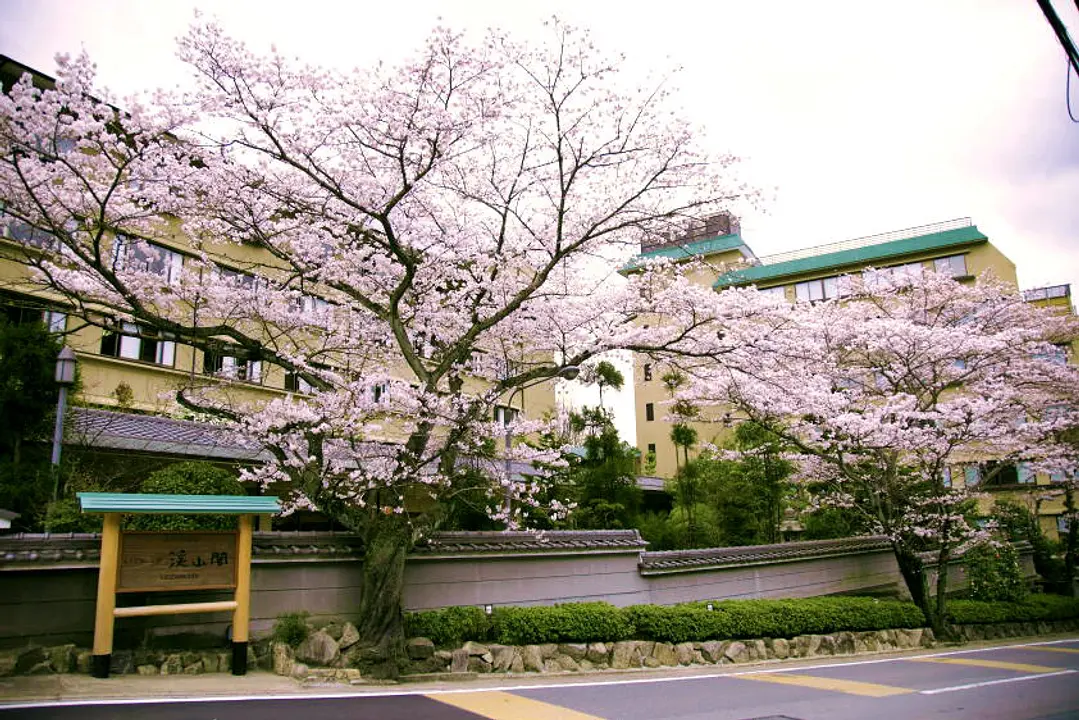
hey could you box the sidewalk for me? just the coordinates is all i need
[3,633,1078,708]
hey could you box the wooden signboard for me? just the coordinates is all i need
[118,532,238,593]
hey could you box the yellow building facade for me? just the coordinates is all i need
[632,217,1073,540]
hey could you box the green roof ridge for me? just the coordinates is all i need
[77,492,281,515]
[633,233,747,263]
[713,225,988,288]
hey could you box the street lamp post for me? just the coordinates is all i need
[50,347,77,515]
[502,365,579,527]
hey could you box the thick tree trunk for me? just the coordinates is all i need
[893,543,945,637]
[353,515,411,679]
[1065,486,1077,597]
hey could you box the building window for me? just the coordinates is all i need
[643,363,653,381]
[2,303,65,332]
[1017,462,1036,484]
[759,286,787,301]
[941,467,952,488]
[284,372,313,394]
[963,465,981,487]
[113,237,184,285]
[647,443,656,455]
[100,322,176,366]
[934,254,968,278]
[371,382,388,404]
[204,350,262,383]
[217,267,265,293]
[1058,515,1073,534]
[645,403,655,421]
[795,275,853,302]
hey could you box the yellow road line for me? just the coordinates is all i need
[428,690,608,720]
[738,672,913,697]
[910,657,1061,673]
[1019,645,1079,655]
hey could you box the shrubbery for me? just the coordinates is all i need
[965,541,1026,602]
[402,596,930,646]
[272,611,311,647]
[947,595,1079,625]
[125,461,245,531]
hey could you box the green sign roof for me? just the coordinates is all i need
[77,492,281,515]
[713,225,988,288]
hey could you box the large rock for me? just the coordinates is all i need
[161,654,183,675]
[521,645,544,672]
[406,637,435,660]
[290,662,309,679]
[772,638,790,660]
[539,643,559,659]
[15,647,47,675]
[296,630,340,667]
[110,651,133,675]
[338,623,360,651]
[0,649,18,677]
[835,632,856,655]
[555,654,580,672]
[321,622,345,641]
[610,641,642,670]
[652,643,677,666]
[183,660,203,675]
[585,643,608,664]
[559,643,587,662]
[272,642,294,676]
[699,641,725,664]
[509,652,524,673]
[136,664,158,675]
[490,645,517,673]
[466,656,491,673]
[674,642,695,666]
[724,641,747,663]
[450,648,470,673]
[49,645,77,673]
[462,641,492,663]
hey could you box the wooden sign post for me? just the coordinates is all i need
[78,493,279,679]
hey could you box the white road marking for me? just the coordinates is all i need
[918,669,1077,695]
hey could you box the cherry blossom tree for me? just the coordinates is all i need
[0,20,754,674]
[666,270,1079,633]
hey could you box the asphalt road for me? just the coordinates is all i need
[4,638,1079,720]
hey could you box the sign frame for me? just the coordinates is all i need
[117,530,239,593]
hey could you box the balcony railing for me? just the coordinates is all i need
[756,218,973,267]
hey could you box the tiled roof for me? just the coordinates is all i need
[713,225,988,288]
[638,536,892,575]
[71,407,270,461]
[624,233,753,272]
[0,529,647,568]
[411,529,648,558]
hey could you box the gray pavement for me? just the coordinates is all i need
[1,634,1078,719]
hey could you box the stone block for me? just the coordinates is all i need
[76,651,93,675]
[674,642,695,665]
[15,647,47,675]
[110,651,133,675]
[521,645,544,672]
[490,645,517,673]
[555,654,580,672]
[272,642,294,676]
[643,657,661,668]
[48,645,77,673]
[296,630,340,667]
[539,643,559,659]
[338,623,360,651]
[161,654,183,675]
[724,641,747,663]
[290,662,309,678]
[772,638,790,660]
[462,641,492,663]
[542,659,561,673]
[136,664,158,675]
[466,656,491,673]
[651,642,677,666]
[585,642,608,664]
[183,660,203,674]
[407,637,436,660]
[610,641,641,670]
[558,643,587,661]
[450,648,470,673]
[699,641,725,664]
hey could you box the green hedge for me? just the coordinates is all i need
[947,595,1079,625]
[403,597,926,646]
[490,603,635,645]
[402,595,1079,647]
[629,597,926,643]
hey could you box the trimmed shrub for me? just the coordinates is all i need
[656,597,925,642]
[126,461,245,531]
[404,605,489,646]
[965,541,1026,602]
[490,603,634,645]
[947,595,1079,625]
[272,611,310,647]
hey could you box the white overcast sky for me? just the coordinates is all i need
[3,0,1078,444]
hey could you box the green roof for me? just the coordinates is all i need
[713,225,988,288]
[626,233,749,270]
[77,492,281,515]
